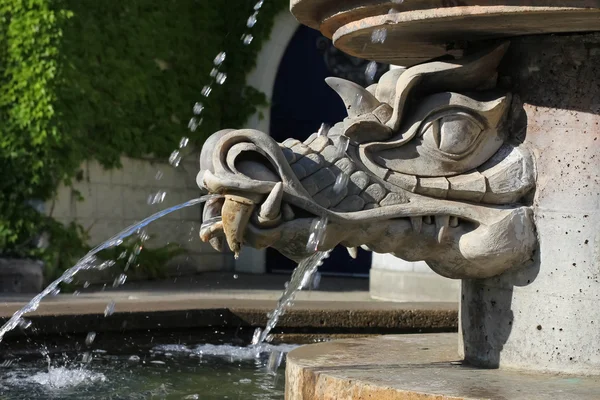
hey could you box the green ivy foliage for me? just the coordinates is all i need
[0,0,288,280]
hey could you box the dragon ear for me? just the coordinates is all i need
[325,77,381,118]
[386,42,510,131]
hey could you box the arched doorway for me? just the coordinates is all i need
[267,25,388,277]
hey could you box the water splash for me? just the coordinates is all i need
[0,195,219,343]
[26,366,106,389]
[257,251,330,344]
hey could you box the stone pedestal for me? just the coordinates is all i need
[460,33,600,374]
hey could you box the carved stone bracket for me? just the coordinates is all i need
[197,42,537,280]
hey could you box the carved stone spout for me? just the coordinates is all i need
[197,43,537,280]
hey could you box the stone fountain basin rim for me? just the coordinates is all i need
[291,0,600,34]
[291,2,600,65]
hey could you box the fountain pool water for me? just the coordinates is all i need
[1,342,294,399]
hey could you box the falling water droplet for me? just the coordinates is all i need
[179,137,189,148]
[317,123,330,137]
[201,85,212,97]
[113,273,127,287]
[306,217,328,253]
[216,72,227,85]
[72,290,80,296]
[371,27,387,44]
[335,135,350,159]
[128,355,140,363]
[193,102,204,115]
[209,68,219,78]
[82,352,93,363]
[267,350,284,375]
[50,288,60,296]
[247,12,258,28]
[85,331,96,346]
[187,117,199,132]
[254,0,264,10]
[104,301,116,317]
[148,191,167,205]
[155,170,164,180]
[214,52,226,66]
[169,150,182,167]
[365,61,378,83]
[233,274,238,279]
[18,319,32,329]
[333,172,349,194]
[241,34,254,45]
[83,281,90,288]
[251,327,262,345]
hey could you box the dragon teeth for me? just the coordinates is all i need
[436,215,450,243]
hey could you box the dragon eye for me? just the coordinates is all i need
[421,112,484,155]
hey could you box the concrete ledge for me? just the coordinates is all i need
[286,334,600,399]
[370,268,459,302]
[0,297,456,336]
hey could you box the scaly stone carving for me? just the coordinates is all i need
[197,43,537,279]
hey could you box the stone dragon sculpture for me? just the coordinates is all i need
[196,42,537,279]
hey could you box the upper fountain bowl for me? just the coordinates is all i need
[290,0,600,66]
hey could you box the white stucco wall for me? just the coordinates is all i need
[49,156,232,275]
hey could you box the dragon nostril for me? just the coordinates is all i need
[234,151,280,183]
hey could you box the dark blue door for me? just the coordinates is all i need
[267,25,387,276]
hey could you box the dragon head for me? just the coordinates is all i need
[197,42,537,279]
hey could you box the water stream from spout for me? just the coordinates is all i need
[255,251,330,345]
[0,195,219,343]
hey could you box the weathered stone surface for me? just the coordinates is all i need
[333,157,356,176]
[307,136,330,153]
[197,44,537,282]
[360,183,387,204]
[460,33,600,375]
[417,177,449,198]
[296,153,324,177]
[291,142,312,156]
[286,334,600,400]
[334,195,365,212]
[320,144,343,164]
[281,146,296,164]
